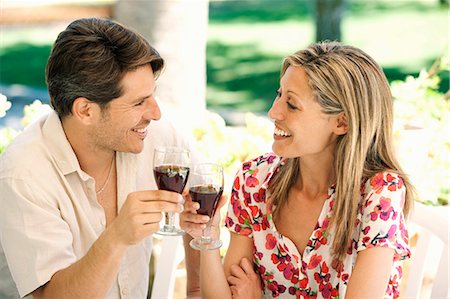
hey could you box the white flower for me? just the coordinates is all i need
[0,94,12,118]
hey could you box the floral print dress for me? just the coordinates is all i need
[225,153,410,299]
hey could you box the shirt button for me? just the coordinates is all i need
[122,287,129,295]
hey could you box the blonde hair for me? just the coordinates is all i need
[268,41,414,261]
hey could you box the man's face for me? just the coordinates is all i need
[93,65,161,154]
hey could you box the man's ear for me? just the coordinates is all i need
[72,97,96,124]
[334,112,348,135]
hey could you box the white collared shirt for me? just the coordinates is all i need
[0,110,192,298]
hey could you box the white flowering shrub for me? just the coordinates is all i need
[392,54,449,206]
[0,95,51,154]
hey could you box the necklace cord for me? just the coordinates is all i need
[96,157,115,195]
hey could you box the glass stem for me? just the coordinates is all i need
[166,212,175,228]
[201,224,212,244]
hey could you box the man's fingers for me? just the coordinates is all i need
[135,190,183,203]
[240,257,255,275]
[138,200,184,213]
[229,264,246,278]
[227,275,240,286]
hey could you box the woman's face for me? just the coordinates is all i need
[268,66,339,159]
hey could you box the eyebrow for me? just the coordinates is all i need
[286,90,303,101]
[132,94,153,104]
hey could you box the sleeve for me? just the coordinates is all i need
[0,177,76,297]
[224,166,255,238]
[356,172,411,261]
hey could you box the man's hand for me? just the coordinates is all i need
[227,258,262,299]
[109,190,183,245]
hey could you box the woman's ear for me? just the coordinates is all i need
[334,112,348,135]
[72,97,96,124]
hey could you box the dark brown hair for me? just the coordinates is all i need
[46,18,164,118]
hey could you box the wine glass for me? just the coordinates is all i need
[153,146,190,236]
[189,163,224,250]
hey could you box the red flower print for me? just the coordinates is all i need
[362,236,371,244]
[307,254,322,269]
[265,234,277,250]
[322,262,329,274]
[370,172,387,194]
[370,196,393,221]
[387,224,397,241]
[331,258,344,273]
[283,263,296,280]
[224,216,234,228]
[253,223,261,231]
[255,251,263,261]
[233,176,240,191]
[246,176,259,188]
[267,281,286,297]
[363,226,370,235]
[322,217,330,229]
[249,205,259,217]
[253,188,266,203]
[271,253,279,264]
[299,277,308,288]
[242,189,251,205]
[240,227,252,236]
[386,173,404,192]
[319,283,333,298]
[267,155,276,164]
[342,273,349,283]
[261,215,270,230]
[239,210,250,224]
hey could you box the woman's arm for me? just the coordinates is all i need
[200,231,254,299]
[345,247,395,299]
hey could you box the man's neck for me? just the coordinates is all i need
[61,116,115,177]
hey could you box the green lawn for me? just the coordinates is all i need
[0,1,448,113]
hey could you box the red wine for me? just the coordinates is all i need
[189,185,223,217]
[154,165,190,194]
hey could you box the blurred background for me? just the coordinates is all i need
[1,0,448,207]
[1,0,448,125]
[0,0,449,298]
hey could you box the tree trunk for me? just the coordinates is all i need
[315,0,346,42]
[114,0,209,127]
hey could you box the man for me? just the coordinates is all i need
[0,18,205,298]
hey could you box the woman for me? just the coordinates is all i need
[197,41,414,299]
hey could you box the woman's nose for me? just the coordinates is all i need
[268,97,283,121]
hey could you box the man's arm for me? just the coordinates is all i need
[32,190,183,299]
[32,229,127,298]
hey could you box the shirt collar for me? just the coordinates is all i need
[41,111,89,180]
[260,155,287,190]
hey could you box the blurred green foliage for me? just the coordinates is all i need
[0,1,448,114]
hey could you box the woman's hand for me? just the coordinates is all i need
[227,257,262,299]
[180,190,209,239]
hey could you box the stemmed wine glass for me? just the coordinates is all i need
[153,146,190,236]
[189,163,224,250]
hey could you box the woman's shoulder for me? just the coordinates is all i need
[364,171,405,194]
[360,171,407,212]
